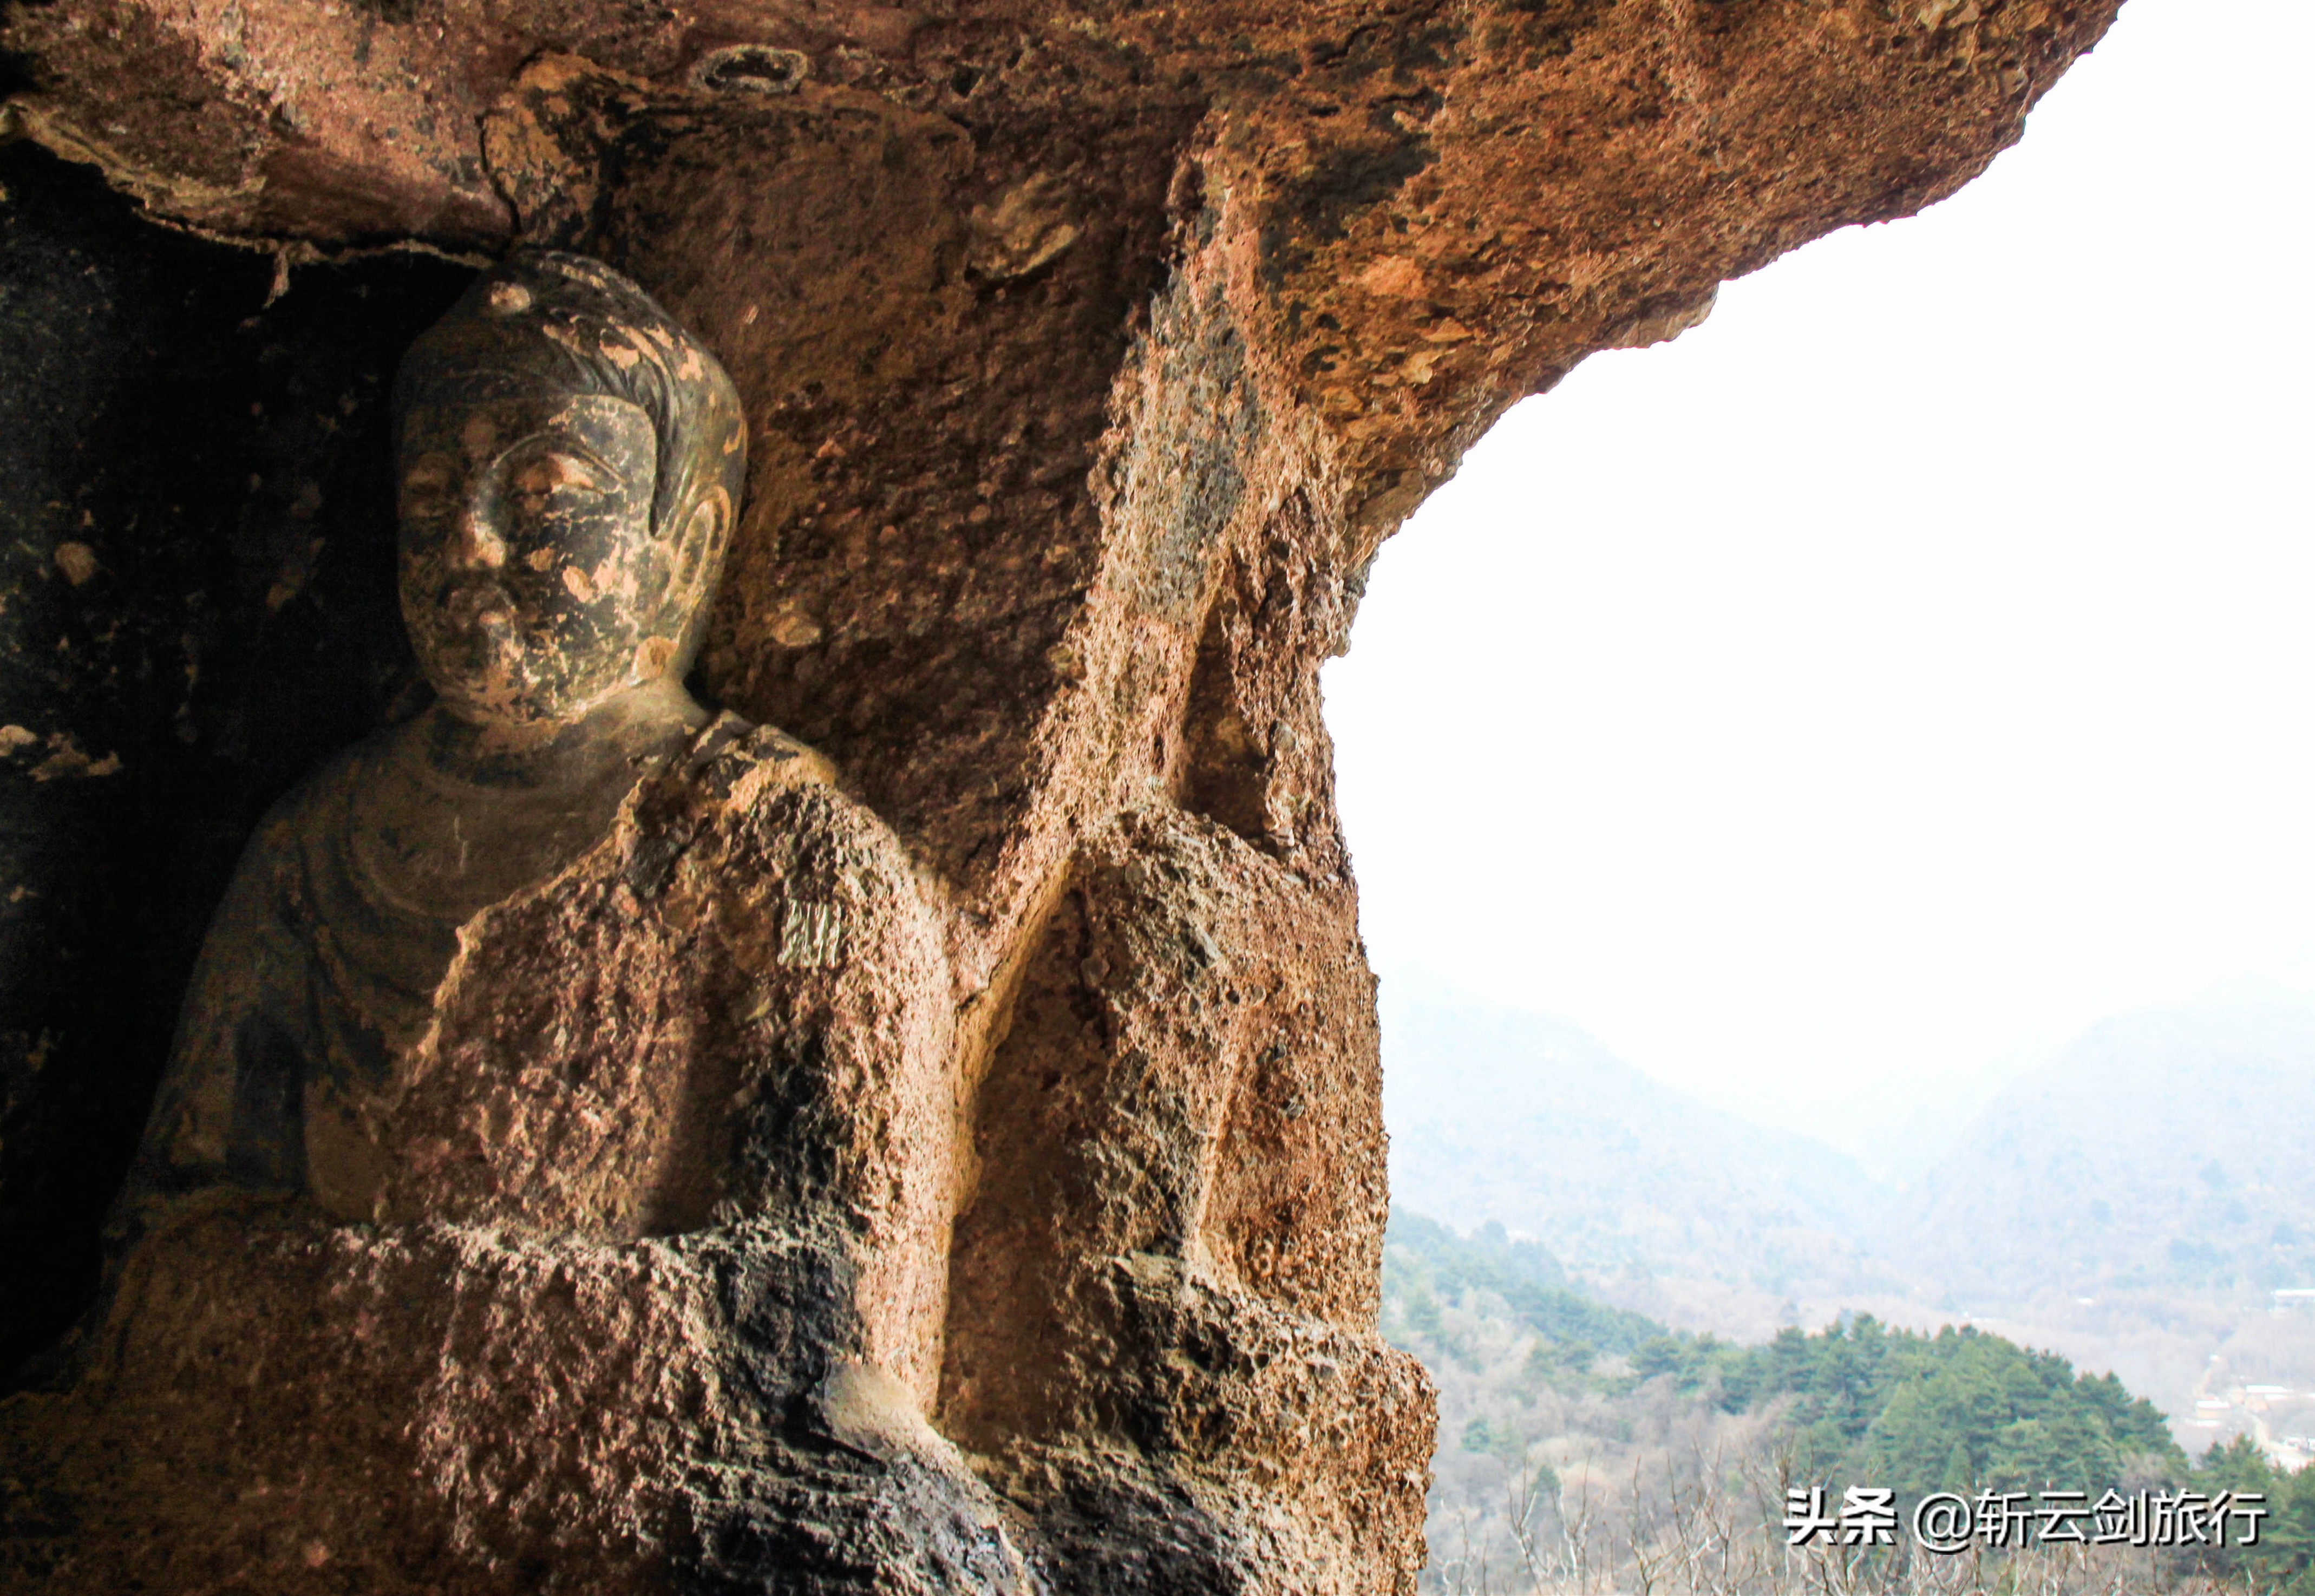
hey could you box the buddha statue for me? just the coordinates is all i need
[115,251,958,1403]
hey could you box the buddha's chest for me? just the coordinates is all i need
[298,798,756,1239]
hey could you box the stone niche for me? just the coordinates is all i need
[0,0,2120,1590]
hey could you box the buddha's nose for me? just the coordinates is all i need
[450,503,507,570]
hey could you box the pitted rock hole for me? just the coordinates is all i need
[691,45,809,96]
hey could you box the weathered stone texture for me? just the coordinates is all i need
[0,0,2123,1588]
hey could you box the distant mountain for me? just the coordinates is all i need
[1378,975,2315,1448]
[1380,966,1903,1329]
[1893,995,2315,1310]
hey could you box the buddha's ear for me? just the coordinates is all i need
[673,486,733,587]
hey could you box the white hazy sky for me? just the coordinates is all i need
[1324,0,2315,1177]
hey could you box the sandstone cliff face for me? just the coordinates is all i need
[0,0,2121,1589]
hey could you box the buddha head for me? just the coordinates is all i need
[393,252,748,729]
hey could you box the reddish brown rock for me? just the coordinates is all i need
[0,0,2124,1589]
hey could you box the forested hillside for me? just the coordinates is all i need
[1632,1314,2182,1500]
[1386,1209,2315,1595]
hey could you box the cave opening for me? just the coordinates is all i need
[1330,0,2315,1574]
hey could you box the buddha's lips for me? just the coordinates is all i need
[440,581,516,632]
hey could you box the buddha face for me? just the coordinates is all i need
[397,390,675,727]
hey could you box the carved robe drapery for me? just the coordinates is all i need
[130,712,959,1401]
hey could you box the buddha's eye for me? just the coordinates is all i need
[509,450,616,509]
[401,456,457,516]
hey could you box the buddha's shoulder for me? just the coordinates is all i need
[671,711,844,812]
[660,712,914,865]
[211,740,381,904]
[642,713,935,933]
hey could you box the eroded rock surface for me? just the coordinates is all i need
[0,0,2123,1589]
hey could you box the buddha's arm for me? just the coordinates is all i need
[123,801,324,1215]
